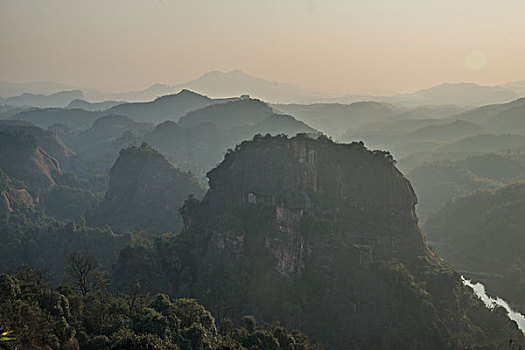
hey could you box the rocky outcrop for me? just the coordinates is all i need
[90,143,206,234]
[0,130,61,188]
[0,171,35,214]
[206,134,432,265]
[166,135,525,349]
[0,123,75,164]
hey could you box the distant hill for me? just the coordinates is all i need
[404,119,485,143]
[394,104,468,120]
[88,143,206,234]
[147,99,316,174]
[0,90,84,108]
[66,99,124,111]
[0,122,75,164]
[275,101,396,138]
[105,89,214,124]
[424,182,525,311]
[481,105,525,134]
[83,83,176,102]
[436,134,525,154]
[340,118,441,148]
[458,153,525,183]
[70,114,153,152]
[451,97,525,123]
[11,108,101,130]
[0,130,61,188]
[408,160,497,220]
[173,70,326,103]
[0,80,76,97]
[387,83,518,107]
[178,98,275,129]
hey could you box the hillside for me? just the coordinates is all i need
[113,134,523,349]
[0,90,84,108]
[0,122,75,164]
[66,98,124,111]
[89,143,206,234]
[404,119,485,143]
[407,161,498,220]
[0,129,61,188]
[105,89,214,124]
[11,107,101,130]
[275,101,396,138]
[424,182,525,312]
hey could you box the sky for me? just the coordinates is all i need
[1,0,525,95]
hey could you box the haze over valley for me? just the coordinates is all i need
[2,1,525,349]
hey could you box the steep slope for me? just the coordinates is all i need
[0,130,61,188]
[424,182,525,312]
[0,122,75,164]
[115,135,523,349]
[407,161,498,220]
[0,169,34,214]
[106,89,213,124]
[89,144,206,234]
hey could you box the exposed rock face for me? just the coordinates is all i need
[0,130,61,188]
[0,171,35,214]
[177,135,466,348]
[206,134,431,265]
[0,124,75,164]
[90,143,206,234]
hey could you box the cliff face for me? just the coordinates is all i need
[91,143,206,234]
[0,170,35,214]
[0,124,75,164]
[167,135,525,349]
[0,130,61,188]
[206,134,431,266]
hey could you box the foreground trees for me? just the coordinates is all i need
[0,268,322,349]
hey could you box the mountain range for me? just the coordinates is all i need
[3,70,525,106]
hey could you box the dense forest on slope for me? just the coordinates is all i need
[88,144,206,234]
[0,269,322,349]
[107,134,523,349]
[424,182,525,313]
[3,91,525,348]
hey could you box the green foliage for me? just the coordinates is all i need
[0,273,319,349]
[424,181,525,311]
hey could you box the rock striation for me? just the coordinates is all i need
[0,130,61,188]
[206,134,432,266]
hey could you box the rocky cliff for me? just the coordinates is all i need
[0,122,75,164]
[0,169,34,214]
[206,134,431,265]
[90,143,206,234]
[169,134,521,349]
[0,130,61,188]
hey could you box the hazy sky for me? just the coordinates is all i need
[1,0,525,95]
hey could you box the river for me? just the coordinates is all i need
[462,276,525,334]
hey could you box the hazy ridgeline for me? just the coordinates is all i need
[2,78,525,349]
